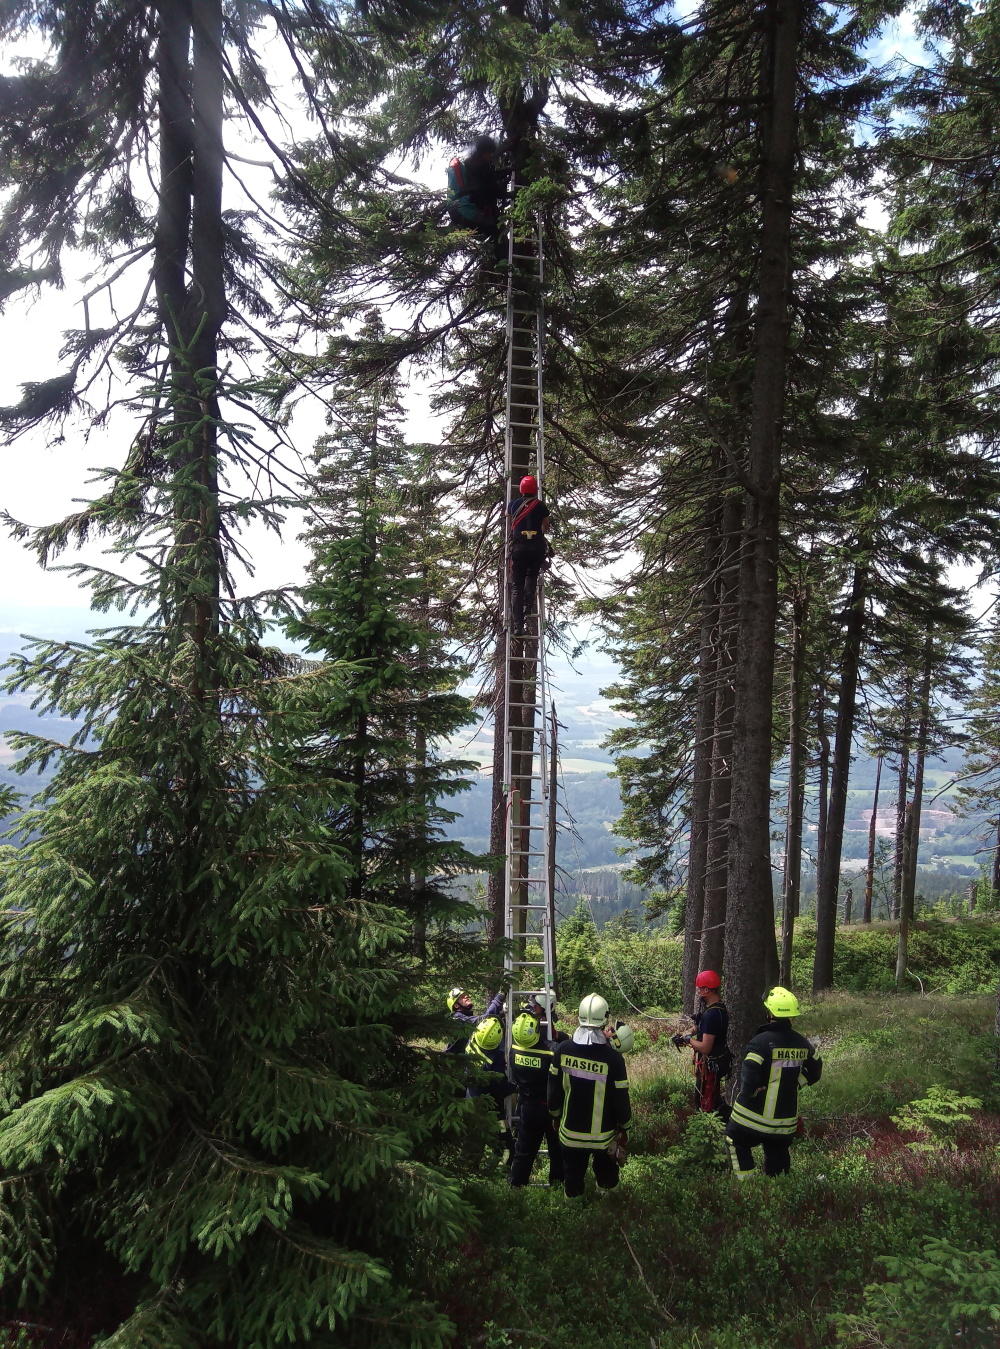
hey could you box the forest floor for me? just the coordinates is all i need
[437,993,1000,1349]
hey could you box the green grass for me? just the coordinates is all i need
[434,993,1000,1349]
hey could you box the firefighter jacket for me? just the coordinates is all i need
[464,1041,514,1108]
[547,1039,632,1149]
[730,1019,822,1137]
[445,991,505,1054]
[509,1038,558,1104]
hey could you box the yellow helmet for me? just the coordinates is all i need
[512,1012,540,1047]
[764,986,800,1018]
[471,1016,504,1052]
[447,987,467,1013]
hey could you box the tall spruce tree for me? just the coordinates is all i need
[0,6,483,1342]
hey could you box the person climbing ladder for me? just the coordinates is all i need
[508,474,550,636]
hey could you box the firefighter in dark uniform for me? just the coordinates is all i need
[508,1011,564,1187]
[465,1015,515,1160]
[507,474,550,636]
[445,985,504,1053]
[548,993,632,1198]
[726,986,822,1178]
[675,969,732,1115]
[446,134,503,248]
[523,993,569,1043]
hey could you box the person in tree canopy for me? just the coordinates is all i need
[725,986,823,1178]
[508,474,551,637]
[446,134,503,248]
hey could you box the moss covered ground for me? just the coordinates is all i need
[434,994,1000,1349]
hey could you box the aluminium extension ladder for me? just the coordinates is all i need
[501,208,557,1037]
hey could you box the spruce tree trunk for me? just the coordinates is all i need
[684,509,723,1008]
[412,721,428,960]
[187,0,225,656]
[897,636,933,986]
[816,704,830,890]
[780,589,806,984]
[863,754,881,923]
[723,0,801,1060]
[892,683,912,924]
[155,1,193,336]
[158,0,224,673]
[487,623,506,946]
[702,495,741,974]
[992,816,1000,907]
[813,566,866,990]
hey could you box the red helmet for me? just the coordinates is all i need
[519,475,538,496]
[695,969,721,990]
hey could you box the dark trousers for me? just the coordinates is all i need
[561,1145,620,1198]
[510,546,544,634]
[509,1100,564,1187]
[725,1121,791,1177]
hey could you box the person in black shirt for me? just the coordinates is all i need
[446,134,504,248]
[507,474,550,636]
[679,969,732,1116]
[508,1012,564,1187]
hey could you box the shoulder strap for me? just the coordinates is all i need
[511,498,537,530]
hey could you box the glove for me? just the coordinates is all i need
[606,1130,628,1166]
[671,1033,689,1050]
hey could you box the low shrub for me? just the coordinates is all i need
[891,1084,983,1151]
[836,1238,1000,1348]
[789,916,1000,994]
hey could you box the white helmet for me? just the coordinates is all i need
[577,992,610,1027]
[610,1022,635,1053]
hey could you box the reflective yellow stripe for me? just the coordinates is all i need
[745,1052,765,1065]
[726,1139,755,1177]
[559,1126,615,1147]
[731,1101,797,1134]
[763,1064,782,1120]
